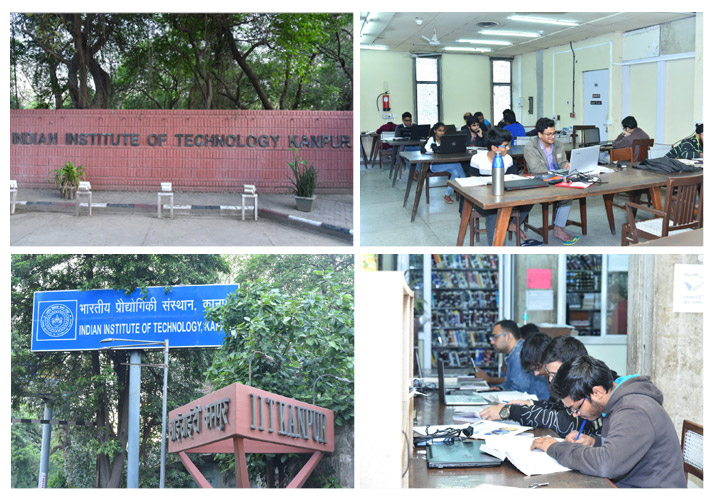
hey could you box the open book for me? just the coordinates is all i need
[480,435,571,476]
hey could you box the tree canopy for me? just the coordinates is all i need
[10,13,353,111]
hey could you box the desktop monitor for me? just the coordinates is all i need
[580,127,600,146]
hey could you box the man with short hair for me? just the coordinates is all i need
[501,110,526,137]
[474,111,490,130]
[461,116,486,147]
[480,336,600,439]
[461,111,473,132]
[473,320,544,395]
[666,123,703,159]
[612,115,650,149]
[523,117,580,245]
[531,356,686,488]
[395,111,414,138]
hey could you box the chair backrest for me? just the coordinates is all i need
[681,419,703,482]
[572,125,596,148]
[663,174,703,234]
[631,138,651,162]
[10,179,18,190]
[610,147,633,162]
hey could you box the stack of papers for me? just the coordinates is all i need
[480,435,571,476]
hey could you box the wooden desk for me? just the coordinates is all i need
[409,394,615,488]
[383,138,425,184]
[449,168,681,246]
[400,150,475,222]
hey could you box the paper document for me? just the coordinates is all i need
[454,174,527,188]
[480,435,570,476]
[478,391,538,404]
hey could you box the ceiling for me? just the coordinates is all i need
[360,12,695,57]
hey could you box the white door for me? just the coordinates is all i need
[583,69,610,141]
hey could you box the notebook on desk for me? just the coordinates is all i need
[426,440,503,469]
[438,360,488,405]
[438,134,468,154]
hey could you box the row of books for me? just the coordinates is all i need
[438,349,498,368]
[431,254,498,270]
[432,309,499,328]
[432,270,499,289]
[567,292,602,309]
[566,254,602,270]
[566,271,601,291]
[433,289,499,309]
[433,329,493,347]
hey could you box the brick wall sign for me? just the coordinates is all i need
[10,109,353,193]
[168,383,335,455]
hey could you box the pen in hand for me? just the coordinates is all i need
[575,419,587,441]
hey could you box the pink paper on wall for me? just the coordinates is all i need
[527,269,551,289]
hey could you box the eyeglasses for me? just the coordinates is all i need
[489,332,507,341]
[541,131,556,137]
[497,143,510,149]
[541,365,557,380]
[565,398,587,416]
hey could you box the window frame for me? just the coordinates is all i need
[413,55,442,125]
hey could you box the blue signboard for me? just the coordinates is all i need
[32,284,238,352]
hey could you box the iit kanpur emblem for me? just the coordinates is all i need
[40,304,74,337]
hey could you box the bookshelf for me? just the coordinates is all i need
[430,254,501,374]
[565,255,602,336]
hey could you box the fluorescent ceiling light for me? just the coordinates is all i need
[444,47,492,53]
[457,39,512,46]
[508,15,579,27]
[479,29,540,38]
[361,45,389,51]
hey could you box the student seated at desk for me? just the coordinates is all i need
[501,110,526,138]
[466,127,534,245]
[531,356,686,488]
[423,122,466,204]
[611,115,650,149]
[480,336,603,440]
[666,123,703,159]
[461,111,473,132]
[523,117,580,245]
[461,116,486,147]
[396,112,421,171]
[474,111,490,131]
[473,320,545,396]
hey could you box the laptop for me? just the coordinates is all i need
[426,440,502,469]
[410,124,430,140]
[568,145,601,174]
[438,134,468,154]
[394,126,412,139]
[579,127,614,148]
[504,178,549,191]
[438,359,488,405]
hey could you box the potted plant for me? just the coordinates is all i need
[288,148,318,212]
[49,161,86,199]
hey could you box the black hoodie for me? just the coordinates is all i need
[546,375,686,488]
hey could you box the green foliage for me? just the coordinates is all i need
[204,260,353,486]
[48,161,86,197]
[288,148,318,197]
[11,13,353,110]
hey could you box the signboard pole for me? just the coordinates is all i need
[159,340,169,488]
[127,350,141,488]
[37,399,52,488]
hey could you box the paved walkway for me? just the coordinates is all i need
[11,189,353,247]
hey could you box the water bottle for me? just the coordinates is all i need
[523,306,529,324]
[492,151,504,196]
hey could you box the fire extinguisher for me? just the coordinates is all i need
[377,92,391,112]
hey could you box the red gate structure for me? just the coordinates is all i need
[168,383,334,488]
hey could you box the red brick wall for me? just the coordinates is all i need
[10,110,353,193]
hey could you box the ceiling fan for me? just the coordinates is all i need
[421,28,440,46]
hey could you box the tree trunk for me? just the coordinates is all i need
[221,26,274,110]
